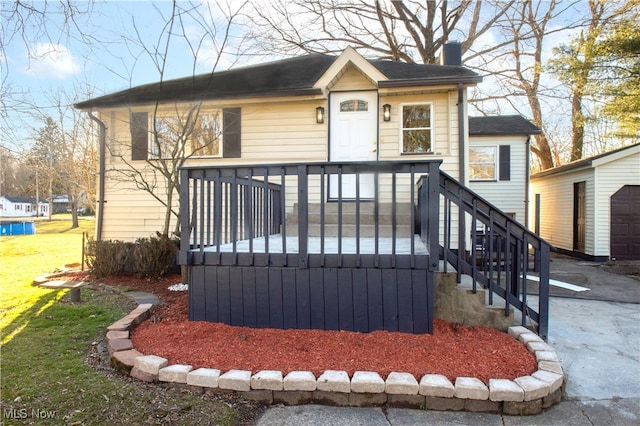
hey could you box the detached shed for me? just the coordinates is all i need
[531,144,640,261]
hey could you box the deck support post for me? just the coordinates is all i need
[538,243,550,341]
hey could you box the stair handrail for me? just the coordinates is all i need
[437,171,550,340]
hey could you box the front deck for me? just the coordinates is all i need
[179,160,550,338]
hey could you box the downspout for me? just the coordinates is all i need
[525,135,531,229]
[457,83,465,183]
[88,110,106,241]
[457,83,466,272]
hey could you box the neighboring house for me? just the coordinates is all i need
[52,195,70,214]
[531,143,640,261]
[0,196,49,218]
[469,115,542,226]
[75,46,550,337]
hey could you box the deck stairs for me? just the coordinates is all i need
[286,202,416,237]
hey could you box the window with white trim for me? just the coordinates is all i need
[401,104,433,154]
[469,146,497,180]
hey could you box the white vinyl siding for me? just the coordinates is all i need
[378,92,460,179]
[592,152,640,256]
[531,146,640,258]
[469,135,527,223]
[98,84,468,242]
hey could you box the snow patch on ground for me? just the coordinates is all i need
[168,283,188,291]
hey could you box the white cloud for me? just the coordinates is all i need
[23,43,81,79]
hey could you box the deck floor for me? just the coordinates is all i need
[198,234,429,255]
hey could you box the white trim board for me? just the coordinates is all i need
[524,275,590,292]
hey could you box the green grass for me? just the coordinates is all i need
[0,218,247,425]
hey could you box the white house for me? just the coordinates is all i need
[531,143,640,261]
[0,196,49,218]
[74,45,552,337]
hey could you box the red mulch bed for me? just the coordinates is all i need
[78,272,538,383]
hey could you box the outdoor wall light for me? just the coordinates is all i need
[316,106,325,124]
[383,104,391,121]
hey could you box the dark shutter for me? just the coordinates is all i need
[130,112,148,161]
[223,108,241,158]
[499,145,511,181]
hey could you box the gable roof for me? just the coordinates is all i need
[469,115,542,136]
[1,196,37,204]
[531,143,640,180]
[75,50,481,110]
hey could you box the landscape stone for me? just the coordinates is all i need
[537,360,564,375]
[535,350,559,362]
[518,332,544,345]
[385,372,419,395]
[464,399,501,412]
[111,349,143,373]
[243,390,274,404]
[386,393,425,408]
[159,364,193,383]
[503,398,543,415]
[419,374,455,397]
[107,338,133,356]
[489,378,524,401]
[187,368,220,388]
[424,396,465,411]
[454,377,489,400]
[313,390,350,406]
[514,375,550,401]
[273,391,314,405]
[218,369,251,391]
[348,392,387,407]
[532,369,564,393]
[507,325,531,339]
[130,366,157,383]
[283,371,317,391]
[316,370,350,393]
[350,371,385,393]
[526,340,555,353]
[106,330,129,340]
[251,370,283,391]
[134,355,168,374]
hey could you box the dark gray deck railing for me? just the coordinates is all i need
[178,160,442,269]
[437,171,550,340]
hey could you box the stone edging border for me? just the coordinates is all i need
[108,303,565,415]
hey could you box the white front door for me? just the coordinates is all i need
[329,91,378,199]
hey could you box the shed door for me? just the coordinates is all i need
[329,91,378,199]
[610,185,640,260]
[573,181,586,253]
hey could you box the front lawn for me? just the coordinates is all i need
[0,219,258,425]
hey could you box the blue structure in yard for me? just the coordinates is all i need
[0,221,36,236]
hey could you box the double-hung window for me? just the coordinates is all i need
[469,146,498,180]
[401,104,433,154]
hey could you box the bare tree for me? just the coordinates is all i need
[104,1,246,237]
[0,1,98,145]
[242,0,515,63]
[51,90,97,227]
[242,0,593,170]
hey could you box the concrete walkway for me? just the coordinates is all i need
[256,257,640,425]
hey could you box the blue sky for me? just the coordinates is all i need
[2,1,589,153]
[2,1,250,147]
